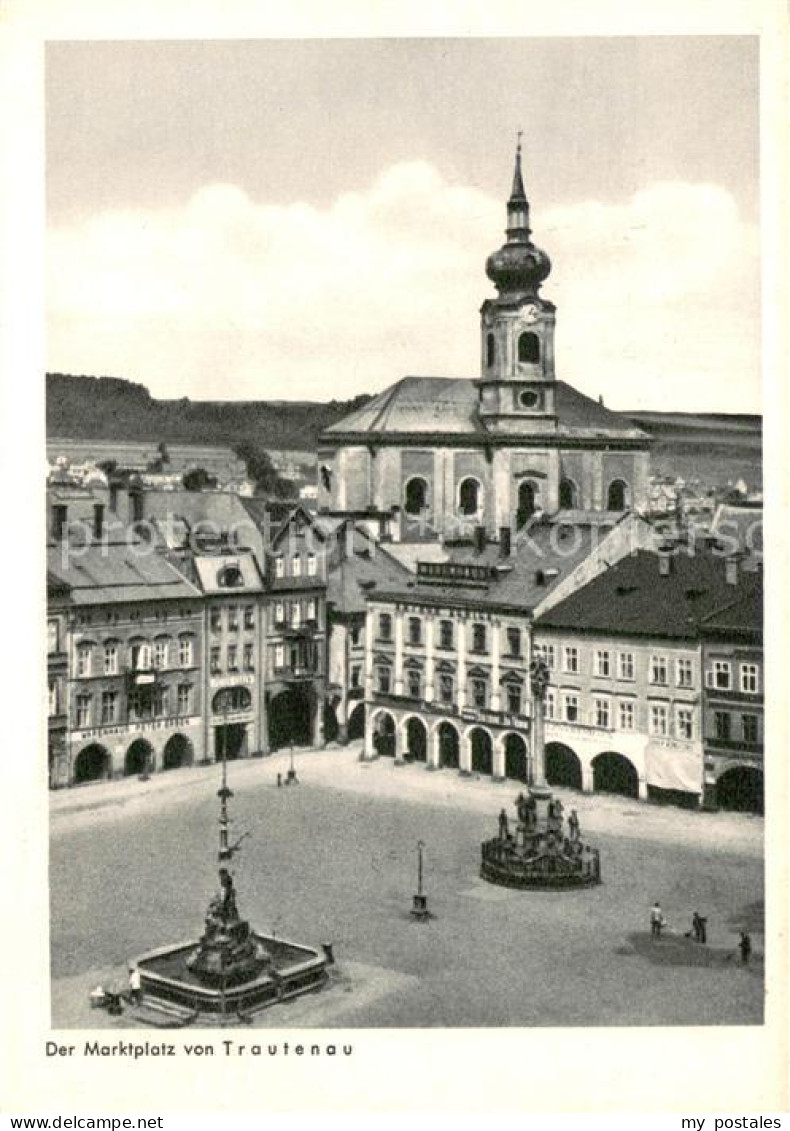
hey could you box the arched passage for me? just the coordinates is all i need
[405,717,427,762]
[607,479,628,511]
[348,702,365,741]
[163,734,194,771]
[592,751,639,798]
[716,766,764,814]
[437,721,460,769]
[269,686,312,750]
[516,481,537,529]
[323,703,339,744]
[73,744,111,785]
[404,477,429,516]
[470,727,493,775]
[504,733,528,782]
[546,742,583,790]
[125,738,154,777]
[372,711,396,757]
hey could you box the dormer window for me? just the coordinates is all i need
[217,563,243,588]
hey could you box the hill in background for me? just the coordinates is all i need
[46,374,762,488]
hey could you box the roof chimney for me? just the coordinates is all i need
[93,503,105,541]
[499,526,512,558]
[474,525,486,555]
[659,553,673,577]
[725,555,739,586]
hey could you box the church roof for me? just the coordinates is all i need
[322,376,648,444]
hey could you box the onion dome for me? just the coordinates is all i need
[485,141,551,297]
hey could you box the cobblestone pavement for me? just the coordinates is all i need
[51,743,764,1028]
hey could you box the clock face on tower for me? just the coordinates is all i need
[520,303,539,324]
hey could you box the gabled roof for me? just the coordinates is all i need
[327,530,414,615]
[535,549,762,640]
[321,375,648,443]
[699,586,763,637]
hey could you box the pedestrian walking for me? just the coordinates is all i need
[276,772,282,788]
[739,932,752,964]
[692,912,708,944]
[128,966,142,1006]
[650,901,664,939]
[498,808,509,841]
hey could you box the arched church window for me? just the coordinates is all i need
[486,333,496,368]
[458,477,482,517]
[607,479,629,511]
[559,478,578,510]
[516,481,537,529]
[404,477,428,516]
[518,332,540,364]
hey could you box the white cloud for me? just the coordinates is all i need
[47,164,760,411]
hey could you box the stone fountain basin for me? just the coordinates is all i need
[134,934,328,1016]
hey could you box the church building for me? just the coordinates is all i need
[317,145,651,535]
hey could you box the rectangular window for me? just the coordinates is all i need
[227,645,238,671]
[227,606,238,632]
[740,663,759,694]
[292,556,302,577]
[471,678,487,709]
[274,643,285,670]
[103,642,118,676]
[307,553,317,577]
[708,660,732,690]
[594,696,611,728]
[243,605,255,630]
[291,602,302,629]
[379,613,392,641]
[210,646,221,675]
[545,689,556,720]
[274,601,285,625]
[210,608,222,632]
[619,700,635,731]
[439,673,454,705]
[563,646,579,674]
[153,639,168,670]
[275,555,285,579]
[594,651,611,678]
[100,691,117,725]
[472,624,487,653]
[506,685,522,715]
[742,714,759,744]
[243,643,254,672]
[714,711,731,741]
[48,620,59,654]
[350,625,362,647]
[439,620,453,650]
[407,669,422,698]
[154,686,169,718]
[408,617,421,646]
[76,694,91,728]
[177,684,192,715]
[178,636,193,667]
[618,652,635,681]
[350,664,361,690]
[649,703,669,736]
[306,599,317,622]
[675,707,694,740]
[76,644,92,678]
[48,678,59,716]
[534,642,555,669]
[650,655,668,686]
[563,692,579,723]
[377,666,391,694]
[676,658,694,688]
[506,627,521,657]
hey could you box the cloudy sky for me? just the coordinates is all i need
[46,37,760,411]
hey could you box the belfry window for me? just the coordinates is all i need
[458,478,481,517]
[516,481,537,529]
[607,480,628,511]
[559,478,578,510]
[404,477,428,516]
[518,332,540,364]
[486,333,496,368]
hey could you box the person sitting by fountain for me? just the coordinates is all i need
[568,809,580,840]
[498,808,509,842]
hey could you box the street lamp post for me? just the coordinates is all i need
[410,840,430,920]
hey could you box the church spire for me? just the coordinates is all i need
[506,134,530,240]
[510,132,527,201]
[485,141,550,297]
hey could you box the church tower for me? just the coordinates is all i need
[478,141,557,434]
